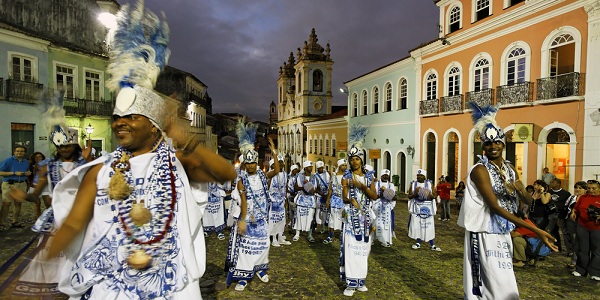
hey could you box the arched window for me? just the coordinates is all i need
[384,83,392,112]
[372,87,379,114]
[297,72,302,93]
[399,78,408,109]
[507,47,526,85]
[314,138,317,153]
[309,138,313,154]
[362,90,368,115]
[426,73,437,100]
[325,139,330,156]
[549,34,575,77]
[474,58,490,91]
[352,93,358,117]
[313,70,323,92]
[449,6,461,33]
[448,67,461,96]
[332,137,337,156]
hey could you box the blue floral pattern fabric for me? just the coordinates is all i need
[477,155,518,234]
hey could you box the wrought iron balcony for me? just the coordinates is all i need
[466,88,494,107]
[419,99,439,115]
[5,79,44,104]
[496,82,534,105]
[440,94,463,113]
[536,72,585,100]
[63,97,114,117]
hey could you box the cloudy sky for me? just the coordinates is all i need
[122,0,439,121]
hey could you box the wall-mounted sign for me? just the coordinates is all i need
[369,149,381,159]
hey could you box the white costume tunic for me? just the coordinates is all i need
[328,174,345,231]
[52,144,207,300]
[225,171,271,286]
[340,171,375,289]
[314,171,331,226]
[407,180,436,241]
[268,171,287,235]
[203,182,226,233]
[458,156,519,300]
[14,160,82,298]
[293,172,317,232]
[374,181,396,245]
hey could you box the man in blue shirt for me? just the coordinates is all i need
[0,145,31,230]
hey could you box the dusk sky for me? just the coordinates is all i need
[122,0,440,121]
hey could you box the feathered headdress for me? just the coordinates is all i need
[41,89,79,147]
[468,102,505,144]
[236,119,258,164]
[348,123,368,161]
[107,0,170,130]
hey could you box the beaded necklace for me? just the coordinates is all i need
[110,137,177,269]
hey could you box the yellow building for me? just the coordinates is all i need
[305,109,348,172]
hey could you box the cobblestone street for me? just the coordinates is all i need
[1,201,598,299]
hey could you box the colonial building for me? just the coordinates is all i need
[305,108,348,172]
[276,28,334,169]
[411,0,597,191]
[345,56,420,192]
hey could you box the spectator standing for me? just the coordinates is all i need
[563,181,588,268]
[0,145,31,230]
[455,181,465,210]
[541,167,556,186]
[548,178,571,253]
[571,179,600,281]
[529,180,550,228]
[437,176,452,221]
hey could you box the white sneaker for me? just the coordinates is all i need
[572,271,582,277]
[411,243,421,249]
[279,239,291,245]
[357,286,368,292]
[431,245,442,251]
[343,288,355,296]
[271,240,281,247]
[292,235,300,241]
[591,276,600,281]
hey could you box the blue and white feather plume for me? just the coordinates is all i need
[236,118,259,164]
[468,101,505,144]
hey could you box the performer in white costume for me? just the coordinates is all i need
[225,120,279,291]
[408,169,441,251]
[45,2,237,299]
[458,102,557,299]
[323,159,347,244]
[315,161,332,234]
[10,92,93,298]
[340,124,378,297]
[203,182,227,240]
[268,156,291,247]
[293,161,318,242]
[373,169,396,247]
[286,164,300,230]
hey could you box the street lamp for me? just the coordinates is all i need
[85,123,95,138]
[97,12,117,30]
[340,87,349,94]
[406,145,415,159]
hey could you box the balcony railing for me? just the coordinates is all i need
[419,99,439,115]
[496,82,534,105]
[5,79,44,104]
[465,88,494,107]
[63,97,113,117]
[536,72,585,100]
[440,94,463,113]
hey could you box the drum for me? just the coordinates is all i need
[383,188,395,201]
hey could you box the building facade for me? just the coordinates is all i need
[276,28,334,169]
[305,109,348,173]
[412,0,596,190]
[345,57,419,192]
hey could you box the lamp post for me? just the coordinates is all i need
[85,123,95,139]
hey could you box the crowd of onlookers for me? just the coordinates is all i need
[506,169,599,281]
